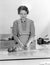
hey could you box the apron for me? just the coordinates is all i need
[17,19,31,45]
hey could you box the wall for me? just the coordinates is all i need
[0,0,50,38]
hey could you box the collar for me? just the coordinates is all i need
[20,18,27,23]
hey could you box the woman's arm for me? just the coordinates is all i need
[12,21,24,47]
[26,21,35,47]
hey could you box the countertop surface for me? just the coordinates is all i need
[0,48,50,60]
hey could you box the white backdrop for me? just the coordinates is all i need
[0,0,50,38]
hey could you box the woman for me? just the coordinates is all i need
[8,6,35,52]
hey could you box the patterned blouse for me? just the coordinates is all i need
[12,18,35,45]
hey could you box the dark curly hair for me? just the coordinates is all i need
[18,6,29,14]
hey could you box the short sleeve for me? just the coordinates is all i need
[12,20,18,36]
[30,21,35,37]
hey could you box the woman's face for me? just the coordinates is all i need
[19,10,27,19]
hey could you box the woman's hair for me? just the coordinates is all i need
[18,6,29,14]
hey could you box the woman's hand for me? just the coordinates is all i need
[22,44,27,50]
